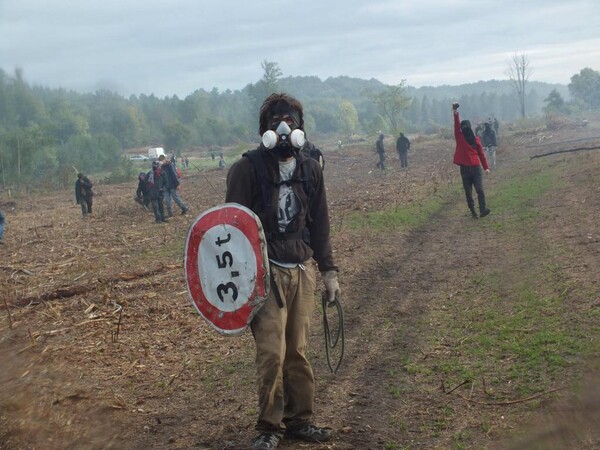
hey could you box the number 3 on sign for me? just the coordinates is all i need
[215,233,239,303]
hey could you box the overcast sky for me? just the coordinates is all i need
[1,0,599,98]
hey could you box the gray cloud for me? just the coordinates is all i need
[1,0,599,97]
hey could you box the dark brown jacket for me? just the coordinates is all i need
[226,146,337,272]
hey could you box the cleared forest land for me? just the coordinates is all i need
[1,122,599,449]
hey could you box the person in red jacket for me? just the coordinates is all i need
[452,103,491,218]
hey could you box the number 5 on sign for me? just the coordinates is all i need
[184,203,270,335]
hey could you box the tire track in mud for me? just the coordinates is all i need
[310,195,482,449]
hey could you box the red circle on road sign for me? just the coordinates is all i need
[184,203,269,335]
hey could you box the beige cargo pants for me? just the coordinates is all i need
[251,262,317,434]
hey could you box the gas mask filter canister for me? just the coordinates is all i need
[262,121,306,150]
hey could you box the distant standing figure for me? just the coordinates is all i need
[395,132,411,168]
[184,156,189,168]
[375,133,386,170]
[218,155,226,169]
[0,210,5,244]
[452,103,491,219]
[481,122,497,170]
[493,117,499,135]
[75,173,94,217]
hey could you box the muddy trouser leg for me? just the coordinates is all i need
[460,166,476,211]
[472,167,487,211]
[157,192,166,220]
[251,264,316,434]
[379,153,386,170]
[80,200,88,216]
[164,190,173,216]
[485,147,496,170]
[170,188,187,211]
[86,197,93,214]
[151,199,161,221]
[401,151,408,167]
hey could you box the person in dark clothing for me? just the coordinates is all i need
[147,161,168,223]
[493,117,499,135]
[158,155,188,216]
[135,172,151,209]
[75,173,94,217]
[301,140,325,169]
[395,132,411,168]
[452,103,491,219]
[0,209,5,244]
[481,122,498,170]
[375,133,385,170]
[226,93,339,450]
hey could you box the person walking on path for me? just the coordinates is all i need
[226,93,340,450]
[452,103,491,219]
[0,209,5,244]
[481,122,497,170]
[375,133,386,170]
[158,154,188,216]
[395,132,411,168]
[75,173,94,218]
[148,161,168,223]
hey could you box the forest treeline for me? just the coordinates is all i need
[0,65,598,192]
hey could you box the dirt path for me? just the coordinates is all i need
[1,125,599,450]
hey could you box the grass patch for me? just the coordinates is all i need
[347,194,450,231]
[484,163,561,228]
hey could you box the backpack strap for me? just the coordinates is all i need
[243,149,274,215]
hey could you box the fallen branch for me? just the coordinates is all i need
[2,296,13,329]
[530,146,600,159]
[0,265,34,275]
[525,135,600,148]
[11,264,181,307]
[453,386,565,406]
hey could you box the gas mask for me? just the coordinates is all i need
[262,121,306,158]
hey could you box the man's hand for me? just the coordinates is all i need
[452,102,459,110]
[321,271,341,303]
[485,169,490,173]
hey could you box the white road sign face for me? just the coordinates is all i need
[198,224,257,312]
[184,203,269,335]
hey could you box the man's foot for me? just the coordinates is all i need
[155,219,162,224]
[181,207,188,215]
[161,218,170,223]
[250,432,281,450]
[480,208,491,218]
[167,213,173,218]
[471,211,479,219]
[285,424,333,442]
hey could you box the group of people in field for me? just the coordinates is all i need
[66,93,493,450]
[134,154,189,223]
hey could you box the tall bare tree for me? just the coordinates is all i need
[505,54,532,118]
[367,81,411,134]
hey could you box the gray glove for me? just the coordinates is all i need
[321,270,341,303]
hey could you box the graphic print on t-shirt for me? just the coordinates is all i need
[277,159,299,232]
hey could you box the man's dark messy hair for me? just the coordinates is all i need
[258,93,304,135]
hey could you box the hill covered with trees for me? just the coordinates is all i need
[0,63,596,192]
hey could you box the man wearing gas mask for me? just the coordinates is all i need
[226,93,340,449]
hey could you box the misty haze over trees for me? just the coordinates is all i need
[0,63,598,192]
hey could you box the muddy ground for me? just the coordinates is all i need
[1,122,599,450]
